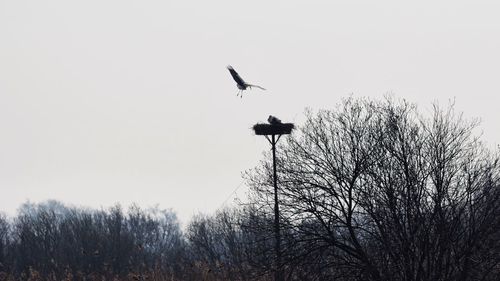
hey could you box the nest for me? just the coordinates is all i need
[253,123,295,135]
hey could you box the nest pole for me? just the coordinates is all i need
[253,122,294,281]
[271,133,283,281]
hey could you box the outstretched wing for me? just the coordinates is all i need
[246,84,266,91]
[227,65,246,86]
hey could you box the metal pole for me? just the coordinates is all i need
[272,134,283,281]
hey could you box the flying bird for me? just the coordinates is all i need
[227,65,266,97]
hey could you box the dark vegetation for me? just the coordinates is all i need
[0,97,499,281]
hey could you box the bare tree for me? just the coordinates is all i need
[186,206,277,281]
[248,97,500,281]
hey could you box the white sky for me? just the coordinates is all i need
[1,1,499,224]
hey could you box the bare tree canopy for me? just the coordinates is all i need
[248,97,500,281]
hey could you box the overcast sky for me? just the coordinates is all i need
[1,1,499,224]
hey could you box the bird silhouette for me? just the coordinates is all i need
[227,65,266,97]
[268,115,282,125]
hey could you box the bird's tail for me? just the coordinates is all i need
[247,84,266,91]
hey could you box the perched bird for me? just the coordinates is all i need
[268,115,282,125]
[227,65,266,97]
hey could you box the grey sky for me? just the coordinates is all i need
[1,1,499,224]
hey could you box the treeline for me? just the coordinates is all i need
[0,201,271,280]
[0,200,285,281]
[0,202,185,280]
[1,97,500,281]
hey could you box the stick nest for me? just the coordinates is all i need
[253,123,295,135]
